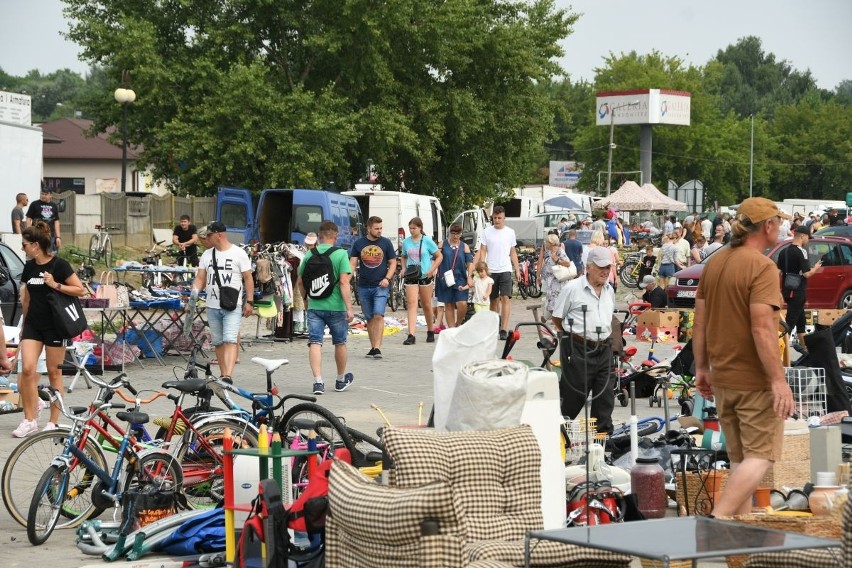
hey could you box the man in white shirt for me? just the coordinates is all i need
[473,206,520,340]
[673,227,691,270]
[701,215,712,240]
[663,215,674,237]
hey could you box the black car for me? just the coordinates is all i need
[0,242,24,326]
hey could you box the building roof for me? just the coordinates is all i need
[40,118,139,160]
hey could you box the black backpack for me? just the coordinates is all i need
[303,246,340,300]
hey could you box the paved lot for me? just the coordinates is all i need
[0,296,709,566]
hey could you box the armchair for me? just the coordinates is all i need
[326,425,631,568]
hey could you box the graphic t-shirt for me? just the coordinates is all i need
[349,236,397,287]
[22,256,74,328]
[25,200,60,236]
[199,245,251,310]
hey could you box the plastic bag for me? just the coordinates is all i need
[446,359,528,431]
[432,310,499,430]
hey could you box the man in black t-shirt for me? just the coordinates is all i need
[778,225,821,351]
[639,275,667,308]
[172,214,200,267]
[25,187,61,250]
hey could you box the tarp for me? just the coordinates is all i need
[598,181,687,212]
[544,195,583,210]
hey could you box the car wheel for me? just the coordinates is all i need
[839,290,852,310]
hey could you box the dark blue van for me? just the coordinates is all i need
[216,187,364,248]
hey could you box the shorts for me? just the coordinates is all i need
[307,310,349,346]
[658,263,676,278]
[358,286,389,320]
[207,307,243,346]
[20,323,68,347]
[490,272,513,299]
[714,386,784,463]
[405,277,434,287]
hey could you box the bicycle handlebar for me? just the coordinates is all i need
[114,388,169,405]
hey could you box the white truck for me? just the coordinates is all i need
[343,186,447,248]
[0,91,42,233]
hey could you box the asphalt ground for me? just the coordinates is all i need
[0,294,712,567]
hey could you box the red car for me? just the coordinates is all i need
[666,236,852,309]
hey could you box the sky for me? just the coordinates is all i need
[1,0,850,91]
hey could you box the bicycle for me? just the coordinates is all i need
[25,378,183,545]
[517,253,542,299]
[388,267,406,312]
[89,224,118,268]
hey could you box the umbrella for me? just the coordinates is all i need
[544,195,583,210]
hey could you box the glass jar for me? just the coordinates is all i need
[631,457,667,519]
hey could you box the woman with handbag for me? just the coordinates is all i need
[14,221,87,437]
[777,225,821,352]
[400,217,442,345]
[434,224,473,329]
[539,233,574,322]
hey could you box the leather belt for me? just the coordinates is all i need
[569,332,607,349]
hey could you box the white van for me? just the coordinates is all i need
[343,186,447,248]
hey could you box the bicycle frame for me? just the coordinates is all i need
[51,421,134,500]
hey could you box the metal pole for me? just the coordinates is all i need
[749,114,754,198]
[606,108,615,196]
[120,102,128,193]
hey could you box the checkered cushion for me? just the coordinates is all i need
[327,460,466,567]
[467,539,630,567]
[383,425,543,543]
[745,482,850,568]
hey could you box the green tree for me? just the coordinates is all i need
[62,0,577,208]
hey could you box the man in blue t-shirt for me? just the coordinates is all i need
[563,229,584,276]
[350,216,397,359]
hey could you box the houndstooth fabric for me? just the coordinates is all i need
[467,539,630,567]
[744,482,850,568]
[327,460,466,567]
[383,425,543,543]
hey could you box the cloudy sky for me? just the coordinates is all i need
[2,0,850,90]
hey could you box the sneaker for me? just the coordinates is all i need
[43,422,58,432]
[499,330,508,341]
[403,334,416,345]
[312,381,325,395]
[426,331,435,343]
[12,419,38,438]
[366,348,377,358]
[433,325,446,334]
[220,376,233,385]
[335,373,354,392]
[372,348,383,359]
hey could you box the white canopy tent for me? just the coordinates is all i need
[598,181,687,212]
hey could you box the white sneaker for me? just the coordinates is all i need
[43,422,58,432]
[12,419,38,438]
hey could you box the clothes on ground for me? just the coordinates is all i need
[480,225,517,273]
[350,235,397,287]
[298,243,351,311]
[22,256,74,326]
[200,244,252,310]
[25,200,60,235]
[401,235,439,279]
[696,246,783,390]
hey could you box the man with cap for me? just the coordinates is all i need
[777,225,822,352]
[191,221,254,384]
[693,197,795,517]
[26,185,61,250]
[639,275,667,308]
[551,246,616,433]
[304,232,318,250]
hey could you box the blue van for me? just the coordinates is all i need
[216,187,364,248]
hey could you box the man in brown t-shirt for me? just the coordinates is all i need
[693,197,795,517]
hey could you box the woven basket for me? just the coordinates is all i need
[759,430,810,490]
[640,558,692,568]
[675,469,729,516]
[724,513,842,568]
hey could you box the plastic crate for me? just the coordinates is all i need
[784,366,827,417]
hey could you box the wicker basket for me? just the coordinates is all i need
[724,513,842,568]
[759,430,810,490]
[639,558,692,568]
[675,469,729,516]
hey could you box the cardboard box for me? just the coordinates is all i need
[0,389,20,409]
[637,310,679,328]
[816,309,846,326]
[635,325,678,342]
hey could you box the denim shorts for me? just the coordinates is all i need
[658,263,676,277]
[307,310,349,346]
[207,307,242,346]
[358,286,389,320]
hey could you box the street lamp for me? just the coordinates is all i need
[749,113,754,198]
[606,100,639,196]
[114,87,136,192]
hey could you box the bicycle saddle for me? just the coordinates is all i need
[251,357,289,372]
[162,378,208,393]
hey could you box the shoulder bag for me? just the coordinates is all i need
[212,249,240,311]
[404,240,423,284]
[47,289,88,338]
[95,271,119,307]
[783,249,803,290]
[552,261,577,283]
[443,242,460,288]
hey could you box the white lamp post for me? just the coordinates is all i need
[749,113,754,198]
[114,87,137,192]
[606,100,640,196]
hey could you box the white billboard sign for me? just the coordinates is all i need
[595,89,690,126]
[0,91,32,126]
[549,161,580,188]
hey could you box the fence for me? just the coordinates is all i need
[61,191,216,252]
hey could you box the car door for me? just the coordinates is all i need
[805,241,847,308]
[0,242,23,325]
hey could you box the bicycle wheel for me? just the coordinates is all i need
[518,280,528,299]
[526,272,543,298]
[123,450,184,498]
[27,465,69,545]
[2,429,107,528]
[173,418,259,509]
[345,427,383,468]
[103,238,113,269]
[387,277,398,312]
[88,234,100,264]
[619,260,640,288]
